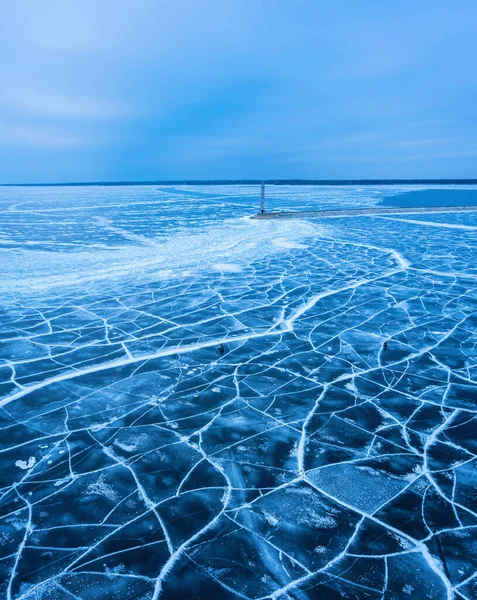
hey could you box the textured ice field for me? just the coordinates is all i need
[0,184,476,600]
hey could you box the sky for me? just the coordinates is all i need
[1,0,477,183]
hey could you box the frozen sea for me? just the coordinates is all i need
[1,184,477,600]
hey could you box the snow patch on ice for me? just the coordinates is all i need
[273,239,308,249]
[298,512,337,529]
[262,510,279,527]
[211,263,243,273]
[15,457,36,470]
[90,422,109,431]
[114,440,137,453]
[86,474,119,501]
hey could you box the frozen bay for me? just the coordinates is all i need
[1,184,477,599]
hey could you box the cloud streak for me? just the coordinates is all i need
[1,88,129,120]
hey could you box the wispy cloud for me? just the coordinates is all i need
[1,87,129,120]
[0,123,100,148]
[393,138,461,148]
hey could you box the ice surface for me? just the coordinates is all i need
[0,184,476,599]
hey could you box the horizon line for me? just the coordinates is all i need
[2,178,477,187]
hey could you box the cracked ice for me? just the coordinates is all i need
[0,184,477,600]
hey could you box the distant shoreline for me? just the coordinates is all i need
[2,179,477,187]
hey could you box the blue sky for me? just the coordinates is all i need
[1,0,477,183]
